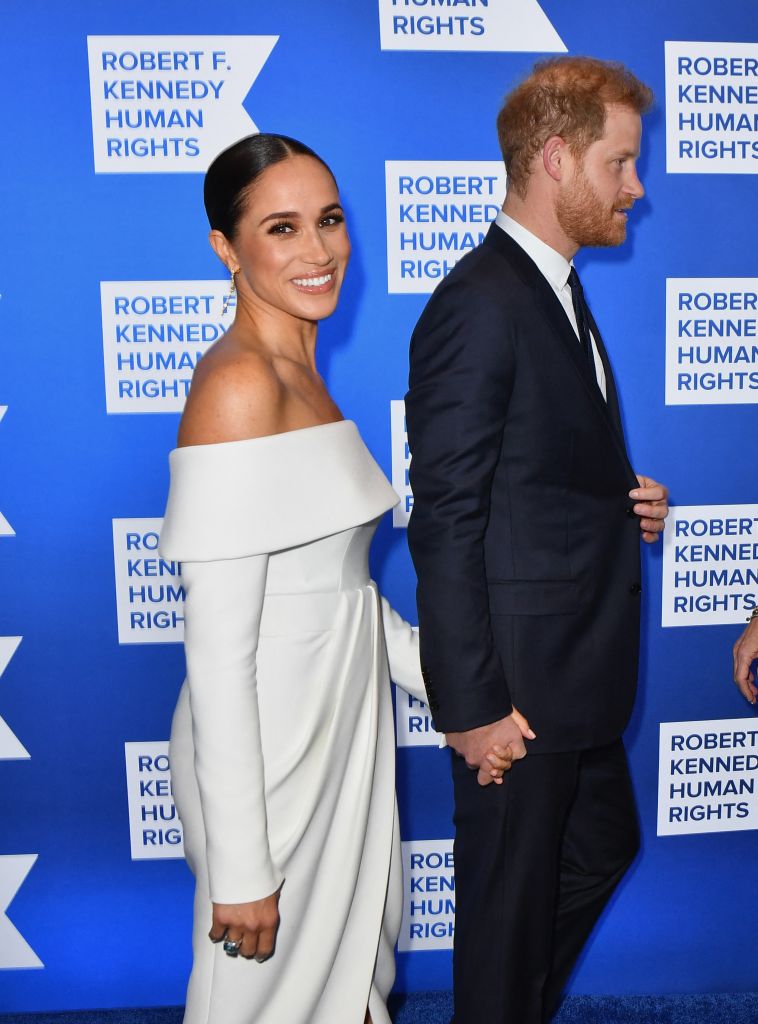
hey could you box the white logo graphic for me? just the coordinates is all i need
[662,504,758,626]
[386,161,506,293]
[390,400,413,527]
[87,35,278,173]
[125,742,184,859]
[0,637,28,760]
[0,406,13,537]
[378,0,566,53]
[395,686,444,747]
[101,281,230,413]
[665,279,758,405]
[398,839,455,951]
[0,855,42,969]
[112,519,184,644]
[666,42,758,174]
[658,719,758,836]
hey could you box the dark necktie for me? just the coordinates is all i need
[567,266,594,366]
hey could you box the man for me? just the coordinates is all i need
[405,57,669,1024]
[733,607,758,704]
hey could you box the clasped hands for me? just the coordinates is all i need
[447,708,536,787]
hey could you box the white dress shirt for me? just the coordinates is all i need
[495,210,607,399]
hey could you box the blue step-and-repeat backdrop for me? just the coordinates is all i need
[1,0,757,1013]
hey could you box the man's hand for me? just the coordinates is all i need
[209,890,281,962]
[630,474,669,543]
[733,616,758,705]
[447,707,536,787]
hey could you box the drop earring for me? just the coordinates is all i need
[222,266,239,315]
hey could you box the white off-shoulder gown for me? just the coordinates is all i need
[160,420,426,1024]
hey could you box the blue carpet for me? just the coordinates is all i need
[390,992,758,1023]
[1,993,757,1023]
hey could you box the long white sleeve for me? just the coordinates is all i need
[379,596,426,703]
[380,597,446,748]
[181,553,284,905]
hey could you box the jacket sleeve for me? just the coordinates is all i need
[181,552,284,905]
[405,275,516,733]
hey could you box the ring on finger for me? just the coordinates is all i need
[223,937,243,957]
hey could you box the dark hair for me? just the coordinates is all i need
[203,133,337,239]
[497,57,653,198]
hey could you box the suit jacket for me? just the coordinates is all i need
[405,223,642,753]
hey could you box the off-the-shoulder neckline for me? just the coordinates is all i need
[170,418,353,455]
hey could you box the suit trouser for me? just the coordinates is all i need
[450,738,640,1024]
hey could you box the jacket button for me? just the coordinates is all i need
[626,506,637,518]
[629,582,642,595]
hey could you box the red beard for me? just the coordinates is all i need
[556,168,632,249]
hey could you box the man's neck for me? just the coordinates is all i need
[502,192,578,262]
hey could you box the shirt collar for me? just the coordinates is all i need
[495,210,573,291]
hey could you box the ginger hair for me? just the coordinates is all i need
[497,57,653,197]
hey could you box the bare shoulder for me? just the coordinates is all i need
[177,344,285,447]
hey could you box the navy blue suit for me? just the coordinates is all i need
[405,223,642,1023]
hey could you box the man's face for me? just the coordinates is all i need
[556,104,644,249]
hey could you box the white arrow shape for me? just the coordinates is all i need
[0,406,12,536]
[379,0,566,52]
[0,855,43,969]
[484,0,566,52]
[0,637,28,760]
[87,35,279,173]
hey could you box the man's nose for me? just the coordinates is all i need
[626,166,644,200]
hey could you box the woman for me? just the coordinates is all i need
[160,134,510,1024]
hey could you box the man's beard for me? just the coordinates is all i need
[556,167,631,249]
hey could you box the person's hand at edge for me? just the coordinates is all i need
[733,615,758,705]
[630,475,669,543]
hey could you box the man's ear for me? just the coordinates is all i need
[209,229,238,272]
[543,135,568,182]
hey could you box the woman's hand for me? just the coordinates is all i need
[209,890,281,962]
[478,707,537,786]
[481,743,513,785]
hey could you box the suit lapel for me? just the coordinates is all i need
[484,225,637,483]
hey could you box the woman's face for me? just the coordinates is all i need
[228,154,350,325]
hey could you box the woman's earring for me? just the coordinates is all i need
[222,266,239,315]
